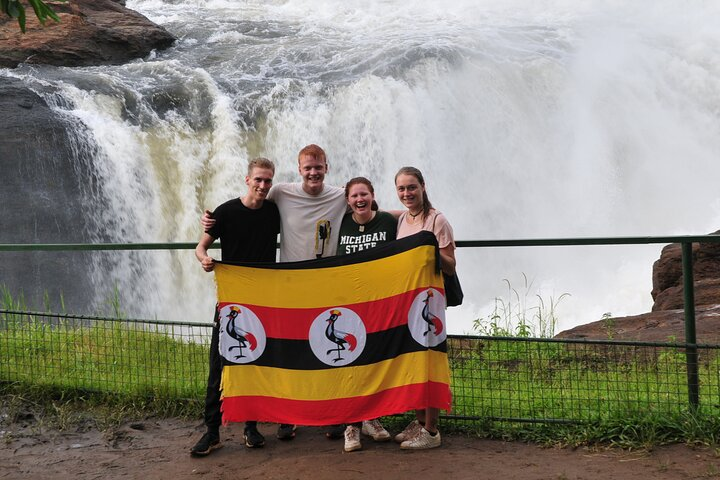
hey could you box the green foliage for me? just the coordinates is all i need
[4,290,720,447]
[1,285,27,310]
[0,313,209,401]
[1,0,65,33]
[472,274,570,338]
[0,388,202,430]
[105,284,126,319]
[601,312,615,339]
[447,331,720,447]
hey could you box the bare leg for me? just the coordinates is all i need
[423,407,439,433]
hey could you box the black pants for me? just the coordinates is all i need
[204,308,256,432]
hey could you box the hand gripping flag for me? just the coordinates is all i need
[215,231,452,426]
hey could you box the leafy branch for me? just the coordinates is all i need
[2,0,66,33]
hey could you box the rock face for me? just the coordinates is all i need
[556,305,720,343]
[0,1,174,310]
[651,236,720,311]
[0,76,94,311]
[0,0,175,69]
[556,233,720,343]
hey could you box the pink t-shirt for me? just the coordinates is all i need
[397,209,455,249]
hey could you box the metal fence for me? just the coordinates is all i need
[3,308,719,425]
[0,310,209,400]
[3,234,720,425]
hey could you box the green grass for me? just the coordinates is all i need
[3,306,720,448]
[0,311,209,402]
[472,274,569,338]
[446,338,720,446]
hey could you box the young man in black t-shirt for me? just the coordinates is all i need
[190,158,280,457]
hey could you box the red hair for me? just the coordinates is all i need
[297,144,327,164]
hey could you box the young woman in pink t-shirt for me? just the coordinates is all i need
[393,166,456,450]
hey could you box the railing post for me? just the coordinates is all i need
[681,241,699,410]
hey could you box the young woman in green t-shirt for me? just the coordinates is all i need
[336,177,397,452]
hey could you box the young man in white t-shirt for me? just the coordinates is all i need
[202,144,348,440]
[267,144,347,262]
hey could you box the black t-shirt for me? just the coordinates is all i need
[207,198,280,263]
[337,211,397,255]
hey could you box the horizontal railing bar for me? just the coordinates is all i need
[450,333,719,349]
[442,414,579,425]
[3,309,718,349]
[1,235,719,252]
[0,242,216,252]
[0,309,211,328]
[456,235,720,248]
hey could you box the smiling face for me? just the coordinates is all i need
[395,173,424,213]
[298,153,328,195]
[347,182,375,219]
[245,166,274,202]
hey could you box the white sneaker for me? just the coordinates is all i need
[400,427,441,450]
[394,419,422,444]
[361,419,391,442]
[343,425,362,452]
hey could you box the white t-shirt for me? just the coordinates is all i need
[268,183,347,261]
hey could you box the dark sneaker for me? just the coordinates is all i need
[243,425,265,448]
[190,431,221,457]
[277,423,296,440]
[325,424,345,439]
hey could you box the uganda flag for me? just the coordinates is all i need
[215,231,452,426]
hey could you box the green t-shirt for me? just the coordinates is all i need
[337,211,397,255]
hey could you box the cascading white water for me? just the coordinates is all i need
[4,0,720,333]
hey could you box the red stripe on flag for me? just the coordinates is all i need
[218,286,443,340]
[221,381,452,426]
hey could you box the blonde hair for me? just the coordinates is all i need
[247,157,275,175]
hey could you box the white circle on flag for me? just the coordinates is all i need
[308,307,367,367]
[407,289,447,347]
[218,304,267,364]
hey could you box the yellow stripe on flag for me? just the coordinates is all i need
[221,350,450,401]
[215,244,442,308]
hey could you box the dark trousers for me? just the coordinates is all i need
[204,308,256,432]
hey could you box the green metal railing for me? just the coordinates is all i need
[3,309,720,425]
[2,234,720,424]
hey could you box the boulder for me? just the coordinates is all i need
[0,0,175,69]
[651,233,720,311]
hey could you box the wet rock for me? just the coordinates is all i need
[0,0,175,69]
[0,76,94,312]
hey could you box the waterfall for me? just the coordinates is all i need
[3,0,720,333]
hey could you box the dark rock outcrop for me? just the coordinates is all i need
[0,76,94,311]
[0,0,175,69]
[651,235,720,311]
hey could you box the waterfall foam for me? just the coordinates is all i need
[4,0,720,333]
